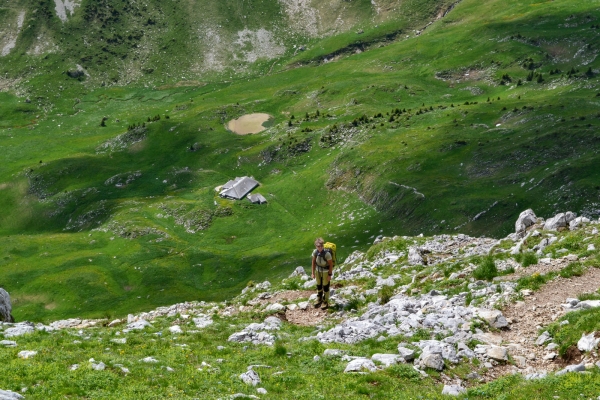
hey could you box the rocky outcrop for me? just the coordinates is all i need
[515,209,537,233]
[0,289,14,323]
[543,212,576,231]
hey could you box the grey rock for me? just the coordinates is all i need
[397,346,415,361]
[303,279,317,289]
[543,212,576,231]
[569,216,590,230]
[578,300,600,309]
[240,369,261,386]
[588,244,596,251]
[515,209,537,233]
[419,353,444,371]
[192,314,213,328]
[313,355,321,362]
[525,371,547,380]
[257,388,268,395]
[0,389,24,400]
[264,303,286,313]
[344,358,377,373]
[91,362,106,371]
[140,357,159,363]
[0,289,14,323]
[371,353,402,367]
[442,385,467,396]
[255,281,271,291]
[535,331,552,346]
[486,346,508,361]
[513,355,527,368]
[125,319,152,331]
[475,309,509,329]
[577,332,600,352]
[3,323,34,338]
[231,394,259,399]
[556,363,586,376]
[545,343,558,351]
[0,340,17,347]
[408,247,424,265]
[323,349,347,357]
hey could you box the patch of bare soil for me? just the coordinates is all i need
[227,113,273,135]
[500,256,577,281]
[263,290,313,304]
[285,307,328,326]
[480,267,600,382]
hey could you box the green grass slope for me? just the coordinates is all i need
[0,0,599,322]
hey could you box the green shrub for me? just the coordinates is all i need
[473,257,498,281]
[379,285,394,304]
[274,344,287,356]
[559,262,584,278]
[521,252,538,267]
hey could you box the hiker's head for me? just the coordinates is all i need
[314,237,324,249]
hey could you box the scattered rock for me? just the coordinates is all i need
[0,340,17,347]
[371,353,402,367]
[344,358,377,373]
[543,212,576,231]
[442,384,467,396]
[577,332,600,352]
[2,323,34,338]
[17,350,37,359]
[0,389,24,400]
[240,368,261,386]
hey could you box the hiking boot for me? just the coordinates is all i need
[313,299,323,308]
[321,302,329,310]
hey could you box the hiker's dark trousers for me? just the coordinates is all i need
[315,268,331,303]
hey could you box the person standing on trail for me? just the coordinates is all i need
[311,237,333,310]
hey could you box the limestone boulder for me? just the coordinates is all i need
[543,212,576,231]
[515,209,537,233]
[0,289,14,323]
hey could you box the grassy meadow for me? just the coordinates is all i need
[0,0,599,326]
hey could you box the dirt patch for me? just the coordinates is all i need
[157,81,206,90]
[285,307,328,326]
[227,113,273,135]
[499,257,576,281]
[265,290,313,304]
[479,267,600,382]
[44,302,57,310]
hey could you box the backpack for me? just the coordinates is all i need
[323,242,337,267]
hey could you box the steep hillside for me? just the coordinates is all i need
[1,214,600,399]
[0,0,599,323]
[0,0,452,88]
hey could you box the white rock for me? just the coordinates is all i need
[289,266,307,277]
[140,357,159,363]
[265,303,286,313]
[0,340,17,347]
[303,279,317,289]
[193,315,213,328]
[397,346,415,361]
[240,369,261,386]
[17,350,37,359]
[126,319,152,331]
[323,349,347,357]
[91,362,106,371]
[486,346,508,361]
[372,353,402,367]
[344,358,377,373]
[408,247,424,265]
[107,319,122,327]
[168,325,183,334]
[577,332,600,352]
[475,309,509,329]
[0,389,24,399]
[588,244,596,251]
[544,212,576,231]
[111,338,127,344]
[442,384,467,396]
[257,388,268,394]
[3,323,34,338]
[515,209,537,233]
[419,353,444,371]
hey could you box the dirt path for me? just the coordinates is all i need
[481,267,600,381]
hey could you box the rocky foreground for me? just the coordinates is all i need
[1,209,600,399]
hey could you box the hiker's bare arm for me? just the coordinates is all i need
[311,257,316,278]
[328,259,333,276]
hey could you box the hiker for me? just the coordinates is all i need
[311,237,333,310]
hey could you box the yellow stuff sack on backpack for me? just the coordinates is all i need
[324,242,337,266]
